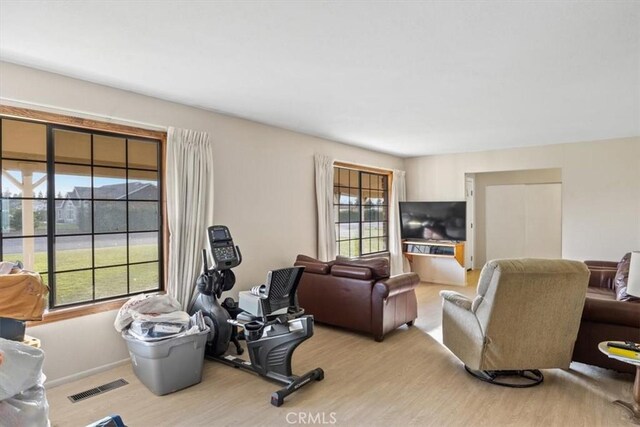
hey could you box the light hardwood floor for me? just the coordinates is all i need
[46,275,636,426]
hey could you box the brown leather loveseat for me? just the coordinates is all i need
[294,255,420,341]
[572,254,640,374]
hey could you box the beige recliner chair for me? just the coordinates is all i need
[440,259,589,387]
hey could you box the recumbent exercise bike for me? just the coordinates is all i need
[189,225,324,406]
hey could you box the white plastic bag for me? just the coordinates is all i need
[0,338,45,401]
[114,293,182,332]
[122,310,208,342]
[0,383,50,427]
[128,311,191,341]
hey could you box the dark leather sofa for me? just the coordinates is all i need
[572,257,640,374]
[294,255,420,341]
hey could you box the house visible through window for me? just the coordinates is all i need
[0,117,163,309]
[333,166,389,257]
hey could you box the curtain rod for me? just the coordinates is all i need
[0,97,168,131]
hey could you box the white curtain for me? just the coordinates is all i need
[389,169,407,276]
[314,154,336,261]
[166,127,215,310]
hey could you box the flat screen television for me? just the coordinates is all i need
[399,201,466,241]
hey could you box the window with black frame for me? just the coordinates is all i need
[333,166,388,258]
[0,117,163,308]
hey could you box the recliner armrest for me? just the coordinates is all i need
[440,291,473,311]
[374,273,419,299]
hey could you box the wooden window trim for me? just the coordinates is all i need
[1,105,170,324]
[333,161,394,194]
[0,105,166,140]
[27,298,129,326]
[333,161,393,177]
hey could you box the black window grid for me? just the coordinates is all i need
[0,117,164,309]
[333,167,389,258]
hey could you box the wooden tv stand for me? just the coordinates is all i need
[403,240,466,286]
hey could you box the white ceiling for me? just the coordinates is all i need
[0,1,638,157]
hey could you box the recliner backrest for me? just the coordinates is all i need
[473,259,589,370]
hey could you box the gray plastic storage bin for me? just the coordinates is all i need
[123,330,208,395]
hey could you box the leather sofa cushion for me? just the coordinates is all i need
[296,254,330,265]
[295,261,330,274]
[331,265,373,280]
[334,256,390,279]
[615,253,640,302]
[294,255,332,275]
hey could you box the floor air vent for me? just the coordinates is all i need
[67,378,129,403]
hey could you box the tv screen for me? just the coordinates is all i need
[399,201,466,241]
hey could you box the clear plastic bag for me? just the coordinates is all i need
[0,383,50,427]
[0,338,45,401]
[125,311,208,342]
[114,293,182,332]
[128,311,191,341]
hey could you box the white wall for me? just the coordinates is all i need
[473,168,562,265]
[485,183,562,262]
[406,138,640,263]
[0,62,405,383]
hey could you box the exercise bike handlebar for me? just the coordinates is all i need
[235,245,242,266]
[202,249,209,274]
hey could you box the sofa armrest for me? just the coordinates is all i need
[331,265,373,280]
[294,260,330,275]
[582,296,640,328]
[584,261,618,269]
[586,266,617,290]
[439,291,473,311]
[373,273,419,299]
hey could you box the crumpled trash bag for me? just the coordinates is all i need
[114,293,182,332]
[0,383,50,427]
[0,338,45,401]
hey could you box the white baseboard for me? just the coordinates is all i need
[45,358,130,389]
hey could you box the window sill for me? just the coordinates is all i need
[27,298,129,327]
[360,251,390,260]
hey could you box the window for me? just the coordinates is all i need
[0,117,163,309]
[333,166,389,257]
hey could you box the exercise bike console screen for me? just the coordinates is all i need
[208,225,240,270]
